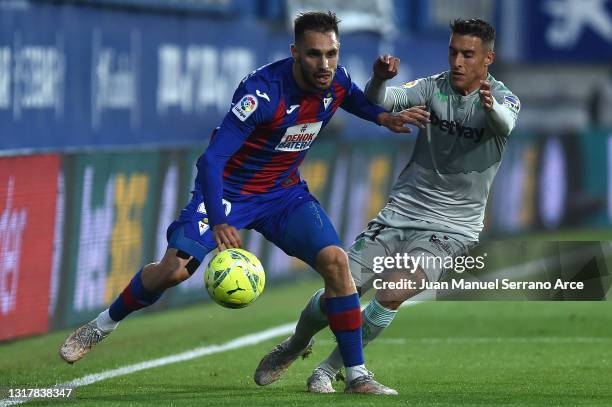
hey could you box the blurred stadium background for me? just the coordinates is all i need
[1,0,611,344]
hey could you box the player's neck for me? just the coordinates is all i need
[459,83,479,96]
[453,72,488,96]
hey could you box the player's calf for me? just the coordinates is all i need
[141,249,198,291]
[59,249,197,364]
[315,246,379,387]
[310,269,427,390]
[375,268,427,310]
[107,249,197,321]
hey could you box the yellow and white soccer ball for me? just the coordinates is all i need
[204,248,265,309]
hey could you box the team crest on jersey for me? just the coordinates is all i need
[323,93,333,110]
[503,95,520,114]
[198,220,208,235]
[232,94,258,122]
[402,79,419,88]
[276,121,323,151]
[196,199,232,235]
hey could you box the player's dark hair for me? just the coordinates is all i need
[294,11,340,43]
[450,18,495,50]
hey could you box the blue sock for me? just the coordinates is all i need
[325,293,364,367]
[108,269,163,322]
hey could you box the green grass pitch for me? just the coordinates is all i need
[1,279,611,406]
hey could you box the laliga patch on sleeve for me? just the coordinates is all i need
[503,95,520,113]
[402,79,419,88]
[232,94,258,122]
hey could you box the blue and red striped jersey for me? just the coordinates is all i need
[196,57,386,226]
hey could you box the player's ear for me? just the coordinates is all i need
[485,50,495,67]
[290,43,298,61]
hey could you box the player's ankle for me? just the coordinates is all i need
[286,334,309,352]
[345,364,369,383]
[318,361,340,377]
[95,309,119,333]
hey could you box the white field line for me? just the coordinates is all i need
[3,243,608,406]
[0,322,296,407]
[0,301,425,407]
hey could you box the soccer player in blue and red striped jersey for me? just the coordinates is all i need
[60,11,415,395]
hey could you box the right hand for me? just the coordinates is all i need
[212,223,242,251]
[373,54,400,81]
[395,106,431,129]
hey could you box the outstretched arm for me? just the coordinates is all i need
[364,55,431,129]
[479,80,519,137]
[364,55,400,111]
[341,86,423,134]
[340,59,428,133]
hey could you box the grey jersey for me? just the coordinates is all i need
[369,72,520,240]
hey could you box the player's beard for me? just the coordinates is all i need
[297,59,334,92]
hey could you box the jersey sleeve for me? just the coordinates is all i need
[196,77,274,226]
[384,77,435,112]
[487,84,520,137]
[337,66,386,123]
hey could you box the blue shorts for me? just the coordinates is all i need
[166,185,342,269]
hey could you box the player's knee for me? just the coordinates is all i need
[315,246,350,283]
[374,269,427,308]
[147,253,192,289]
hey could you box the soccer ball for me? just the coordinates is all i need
[204,248,265,309]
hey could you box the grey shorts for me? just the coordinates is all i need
[348,210,476,289]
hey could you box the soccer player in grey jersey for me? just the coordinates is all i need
[261,19,520,394]
[364,22,519,242]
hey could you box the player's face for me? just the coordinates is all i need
[292,30,339,92]
[448,34,494,95]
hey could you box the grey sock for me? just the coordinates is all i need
[288,288,328,351]
[320,298,397,374]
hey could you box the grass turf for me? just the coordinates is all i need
[1,279,611,406]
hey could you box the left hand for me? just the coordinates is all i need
[212,223,242,251]
[479,80,493,111]
[373,54,400,81]
[377,106,431,134]
[377,111,411,133]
